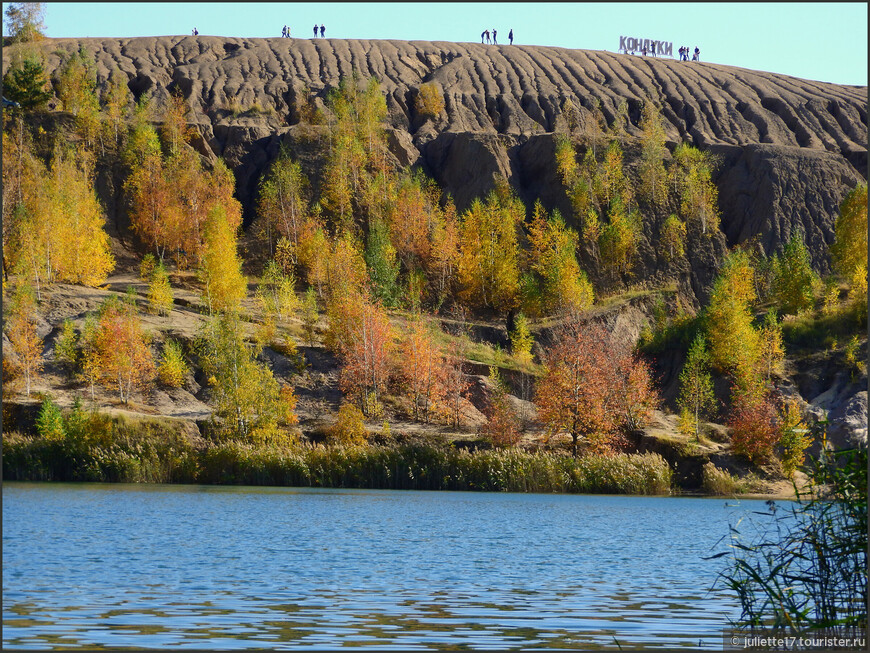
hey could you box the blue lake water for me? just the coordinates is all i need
[2,482,780,649]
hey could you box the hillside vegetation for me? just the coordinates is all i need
[2,37,867,495]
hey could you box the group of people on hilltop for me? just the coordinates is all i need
[281,25,291,37]
[481,28,513,45]
[312,24,325,38]
[678,46,700,61]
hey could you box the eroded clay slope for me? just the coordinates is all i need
[4,36,867,280]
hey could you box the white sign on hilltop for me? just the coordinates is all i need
[619,36,673,57]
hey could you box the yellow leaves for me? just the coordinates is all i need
[9,145,114,289]
[157,339,188,388]
[3,283,43,397]
[415,82,444,119]
[147,263,174,316]
[200,206,247,314]
[661,215,686,262]
[328,403,368,446]
[526,202,593,315]
[831,184,868,294]
[458,191,522,311]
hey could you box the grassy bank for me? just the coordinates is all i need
[3,425,673,495]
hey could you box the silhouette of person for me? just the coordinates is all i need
[287,26,290,38]
[481,30,485,43]
[320,24,325,38]
[313,24,318,37]
[508,28,513,45]
[484,29,490,44]
[642,45,647,56]
[192,28,198,36]
[282,25,287,37]
[694,46,700,61]
[492,28,497,44]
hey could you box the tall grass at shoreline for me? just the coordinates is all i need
[3,429,673,495]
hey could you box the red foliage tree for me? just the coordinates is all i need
[728,391,781,463]
[337,300,394,415]
[535,316,659,456]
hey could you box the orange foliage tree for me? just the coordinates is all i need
[397,319,448,422]
[535,317,658,455]
[3,283,43,397]
[336,299,394,416]
[93,299,155,404]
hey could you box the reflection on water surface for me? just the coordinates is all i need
[3,483,776,649]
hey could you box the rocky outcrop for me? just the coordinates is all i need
[5,37,867,286]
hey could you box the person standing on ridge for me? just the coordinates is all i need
[692,46,699,61]
[320,25,325,38]
[313,24,318,37]
[481,30,485,43]
[492,28,497,44]
[508,28,513,45]
[485,29,490,44]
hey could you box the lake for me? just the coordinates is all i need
[2,483,779,649]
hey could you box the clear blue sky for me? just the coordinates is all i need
[5,2,867,86]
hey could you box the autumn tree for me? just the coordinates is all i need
[322,232,369,308]
[328,403,369,446]
[778,396,811,478]
[256,260,299,322]
[92,298,155,404]
[199,312,297,442]
[8,145,114,291]
[638,101,669,216]
[757,309,785,383]
[57,46,101,148]
[54,318,79,379]
[101,70,132,148]
[125,148,170,260]
[336,299,394,416]
[160,91,192,157]
[301,286,319,346]
[706,250,762,396]
[670,144,719,236]
[612,345,659,433]
[677,334,717,440]
[3,283,43,397]
[457,182,522,312]
[256,151,309,257]
[771,235,820,315]
[509,313,534,365]
[158,338,188,388]
[443,342,470,429]
[525,201,594,316]
[831,184,868,299]
[728,391,780,464]
[428,197,461,306]
[397,318,447,422]
[660,214,687,263]
[147,261,174,316]
[481,367,522,448]
[535,320,615,456]
[200,206,247,314]
[415,82,444,120]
